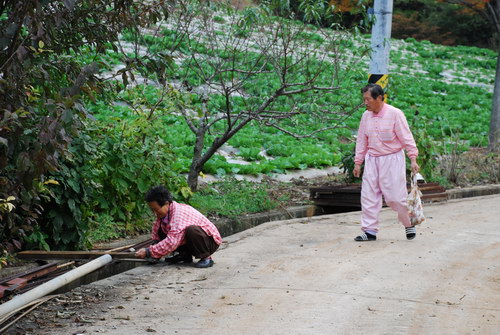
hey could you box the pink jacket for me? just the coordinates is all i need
[149,201,222,258]
[355,103,418,165]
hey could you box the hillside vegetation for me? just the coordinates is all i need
[89,6,494,179]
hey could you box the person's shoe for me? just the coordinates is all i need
[146,257,160,265]
[165,253,193,264]
[195,258,214,268]
[406,226,416,240]
[354,232,377,241]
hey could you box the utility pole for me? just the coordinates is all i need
[368,0,393,92]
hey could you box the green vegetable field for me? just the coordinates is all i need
[87,8,495,179]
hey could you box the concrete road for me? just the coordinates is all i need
[46,195,500,334]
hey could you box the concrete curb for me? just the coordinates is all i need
[214,205,321,237]
[215,183,500,238]
[446,184,500,200]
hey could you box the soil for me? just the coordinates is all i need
[448,148,500,186]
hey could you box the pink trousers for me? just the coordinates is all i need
[361,151,411,234]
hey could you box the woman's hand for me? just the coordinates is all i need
[135,248,147,259]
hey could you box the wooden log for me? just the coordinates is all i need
[105,244,137,253]
[0,262,60,286]
[93,239,152,252]
[0,262,77,299]
[4,277,28,293]
[16,251,138,261]
[132,239,153,250]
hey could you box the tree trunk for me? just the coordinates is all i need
[490,43,500,152]
[187,129,206,191]
[187,164,201,192]
[186,115,253,191]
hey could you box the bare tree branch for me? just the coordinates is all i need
[263,122,346,139]
[486,0,500,34]
[156,3,369,190]
[281,85,340,96]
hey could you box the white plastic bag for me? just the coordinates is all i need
[407,173,425,226]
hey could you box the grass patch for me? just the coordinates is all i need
[189,178,286,220]
[87,213,151,244]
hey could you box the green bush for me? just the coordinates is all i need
[80,104,187,243]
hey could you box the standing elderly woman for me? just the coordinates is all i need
[353,84,420,241]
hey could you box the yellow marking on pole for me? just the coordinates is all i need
[368,74,389,100]
[368,74,389,89]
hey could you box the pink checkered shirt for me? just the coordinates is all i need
[355,103,418,165]
[149,201,222,259]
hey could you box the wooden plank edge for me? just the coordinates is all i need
[17,251,138,261]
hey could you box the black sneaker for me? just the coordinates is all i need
[405,227,416,240]
[195,258,214,268]
[165,252,193,264]
[354,232,377,241]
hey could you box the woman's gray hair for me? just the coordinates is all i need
[361,84,385,101]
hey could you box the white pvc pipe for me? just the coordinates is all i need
[0,254,112,318]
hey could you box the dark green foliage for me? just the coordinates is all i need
[408,114,438,180]
[21,93,188,248]
[0,0,173,252]
[0,96,82,252]
[261,0,371,29]
[393,0,495,48]
[340,143,358,182]
[37,150,91,250]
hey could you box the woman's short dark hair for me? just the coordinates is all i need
[145,185,173,206]
[361,84,385,101]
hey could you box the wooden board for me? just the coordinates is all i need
[17,251,139,261]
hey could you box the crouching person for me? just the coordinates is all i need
[135,185,222,268]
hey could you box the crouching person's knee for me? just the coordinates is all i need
[185,225,198,239]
